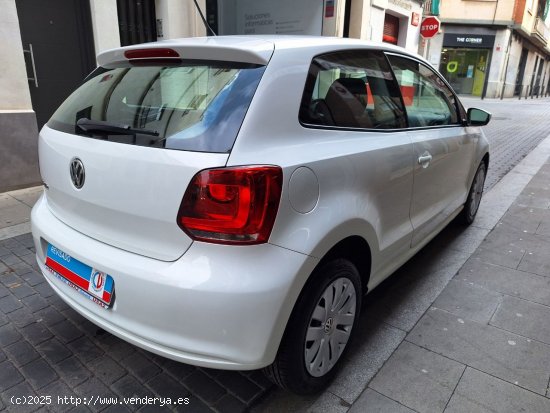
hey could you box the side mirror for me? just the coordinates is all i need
[467,108,491,126]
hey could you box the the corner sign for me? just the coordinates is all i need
[420,16,440,39]
[443,33,496,48]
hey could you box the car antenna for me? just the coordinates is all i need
[193,0,217,36]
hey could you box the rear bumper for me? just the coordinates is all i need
[31,194,318,369]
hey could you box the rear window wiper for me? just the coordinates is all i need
[76,118,159,137]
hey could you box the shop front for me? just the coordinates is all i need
[205,0,336,36]
[440,33,495,96]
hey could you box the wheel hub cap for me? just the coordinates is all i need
[304,277,357,377]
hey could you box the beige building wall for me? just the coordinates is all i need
[440,0,514,23]
[89,0,120,54]
[0,0,32,111]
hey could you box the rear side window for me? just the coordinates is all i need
[47,62,265,153]
[299,50,406,129]
[387,55,460,127]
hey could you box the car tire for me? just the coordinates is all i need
[263,259,362,394]
[459,161,487,225]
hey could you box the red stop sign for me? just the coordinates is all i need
[420,16,440,39]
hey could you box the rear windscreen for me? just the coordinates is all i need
[47,62,266,153]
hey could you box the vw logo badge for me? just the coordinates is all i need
[70,158,85,189]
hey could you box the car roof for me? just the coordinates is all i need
[97,35,427,67]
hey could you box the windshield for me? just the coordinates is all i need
[47,62,265,153]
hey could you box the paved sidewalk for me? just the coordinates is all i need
[2,98,550,412]
[256,138,550,412]
[0,187,43,241]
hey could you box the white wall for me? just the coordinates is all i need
[89,0,120,54]
[0,0,32,110]
[485,28,509,98]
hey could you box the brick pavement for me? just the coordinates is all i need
[0,233,273,412]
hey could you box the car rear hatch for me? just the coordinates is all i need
[39,38,273,261]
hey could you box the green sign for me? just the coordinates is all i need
[431,0,440,16]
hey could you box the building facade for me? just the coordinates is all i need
[1,0,427,191]
[421,0,550,98]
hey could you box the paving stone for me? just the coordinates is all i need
[37,338,72,364]
[49,296,70,312]
[20,323,53,346]
[1,254,22,266]
[37,381,76,413]
[518,246,550,278]
[491,296,550,345]
[327,316,407,404]
[50,320,85,344]
[10,284,35,300]
[5,340,40,367]
[433,279,502,324]
[408,307,550,395]
[244,371,273,391]
[0,284,9,298]
[0,381,37,413]
[102,405,131,413]
[0,312,7,327]
[458,259,550,307]
[0,295,23,314]
[74,378,114,413]
[0,247,10,258]
[20,359,59,390]
[0,324,22,346]
[120,352,161,382]
[8,307,37,328]
[21,295,49,313]
[33,283,54,299]
[147,374,191,401]
[89,355,125,385]
[365,246,470,332]
[0,272,21,288]
[0,360,24,391]
[55,357,92,387]
[212,394,246,413]
[35,307,66,326]
[349,388,415,413]
[369,341,464,413]
[0,349,6,363]
[184,370,225,404]
[307,392,351,413]
[156,357,196,380]
[111,375,155,399]
[446,367,550,413]
[469,245,525,270]
[68,337,104,362]
[214,372,262,403]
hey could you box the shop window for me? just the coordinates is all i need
[299,51,406,129]
[387,55,459,127]
[383,14,400,45]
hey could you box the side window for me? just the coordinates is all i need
[299,51,406,129]
[387,55,460,127]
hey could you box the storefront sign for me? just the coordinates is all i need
[217,0,324,36]
[389,0,412,10]
[325,0,335,17]
[411,12,420,27]
[443,33,496,48]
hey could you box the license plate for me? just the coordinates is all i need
[45,244,115,309]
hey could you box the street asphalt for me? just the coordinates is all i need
[1,96,550,412]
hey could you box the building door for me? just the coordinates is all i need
[16,0,96,129]
[514,48,529,96]
[117,0,157,46]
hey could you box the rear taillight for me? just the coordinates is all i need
[177,166,283,245]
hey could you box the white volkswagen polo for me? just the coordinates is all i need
[31,36,490,394]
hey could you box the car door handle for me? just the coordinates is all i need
[418,152,432,167]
